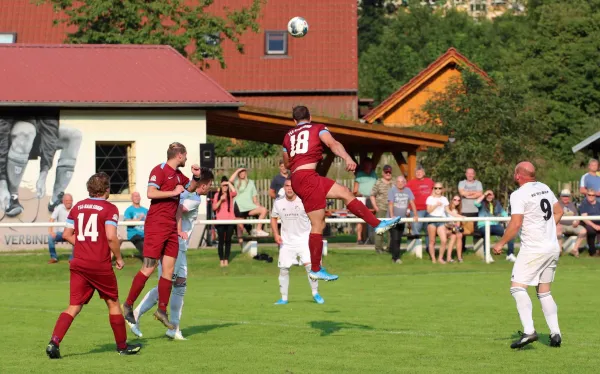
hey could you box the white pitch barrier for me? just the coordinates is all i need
[242,239,328,258]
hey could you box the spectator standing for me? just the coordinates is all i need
[370,164,394,253]
[580,159,600,199]
[353,158,378,244]
[474,190,516,262]
[458,168,483,248]
[579,188,600,257]
[556,189,586,257]
[446,195,464,263]
[124,192,148,258]
[426,183,462,264]
[230,167,269,243]
[387,176,417,264]
[47,193,73,263]
[406,165,434,240]
[213,176,237,267]
[269,160,289,199]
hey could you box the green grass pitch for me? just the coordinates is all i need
[2,246,600,373]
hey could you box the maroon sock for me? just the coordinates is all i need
[309,233,323,272]
[109,314,128,350]
[126,271,149,306]
[347,198,381,227]
[51,312,74,346]
[158,276,173,312]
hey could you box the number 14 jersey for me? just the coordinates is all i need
[283,123,330,172]
[66,198,120,272]
[509,181,559,254]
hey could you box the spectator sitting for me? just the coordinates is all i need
[426,183,462,264]
[406,165,434,240]
[370,164,394,254]
[269,160,289,200]
[580,158,600,199]
[445,195,464,263]
[556,189,586,257]
[353,157,378,245]
[123,191,148,259]
[474,190,516,262]
[230,166,269,244]
[579,188,600,257]
[458,168,484,249]
[387,176,417,264]
[213,176,238,267]
[47,193,73,264]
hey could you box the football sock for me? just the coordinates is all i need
[279,268,290,301]
[126,271,149,306]
[170,283,186,329]
[347,198,381,228]
[309,233,323,273]
[7,149,29,195]
[305,265,319,296]
[109,314,128,351]
[135,286,158,323]
[51,312,74,346]
[158,276,173,312]
[510,287,535,334]
[538,292,561,335]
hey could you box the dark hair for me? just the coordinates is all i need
[481,198,501,216]
[292,106,310,122]
[198,167,214,184]
[167,142,187,160]
[216,175,231,212]
[87,172,110,197]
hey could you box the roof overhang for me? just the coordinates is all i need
[572,131,600,154]
[0,102,243,109]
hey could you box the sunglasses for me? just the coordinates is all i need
[434,187,443,190]
[588,194,596,197]
[453,198,461,201]
[383,171,392,174]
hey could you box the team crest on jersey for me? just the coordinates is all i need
[150,175,157,182]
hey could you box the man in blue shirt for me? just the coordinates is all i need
[579,188,600,257]
[124,192,148,258]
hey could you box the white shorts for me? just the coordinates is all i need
[157,249,188,279]
[278,245,311,268]
[511,252,559,286]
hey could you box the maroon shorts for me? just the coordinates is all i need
[143,230,179,259]
[70,268,118,305]
[290,169,336,213]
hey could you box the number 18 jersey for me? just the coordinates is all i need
[66,197,120,273]
[283,122,330,172]
[509,181,559,254]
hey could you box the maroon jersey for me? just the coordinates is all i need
[66,198,119,273]
[283,122,330,172]
[145,162,190,233]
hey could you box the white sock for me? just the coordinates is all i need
[279,268,290,301]
[305,264,319,296]
[538,292,560,335]
[135,286,158,325]
[170,284,186,330]
[511,287,535,334]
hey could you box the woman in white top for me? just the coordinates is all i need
[426,183,463,264]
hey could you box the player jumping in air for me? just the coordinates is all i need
[282,106,402,281]
[127,185,209,340]
[493,161,563,349]
[272,178,324,305]
[123,143,213,329]
[45,172,141,359]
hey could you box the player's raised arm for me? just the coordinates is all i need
[319,131,356,172]
[185,164,203,193]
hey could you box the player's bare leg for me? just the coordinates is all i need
[167,276,187,340]
[46,305,82,359]
[154,254,176,329]
[106,299,142,355]
[536,282,561,347]
[123,257,159,324]
[509,282,538,349]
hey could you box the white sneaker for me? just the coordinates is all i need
[255,230,269,237]
[127,321,143,338]
[166,329,187,340]
[506,254,517,263]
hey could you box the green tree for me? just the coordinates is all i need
[208,136,279,158]
[358,0,396,56]
[38,0,265,69]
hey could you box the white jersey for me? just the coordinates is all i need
[271,195,310,249]
[179,191,201,250]
[509,181,559,254]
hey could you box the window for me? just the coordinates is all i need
[265,31,287,55]
[95,142,136,199]
[0,33,16,43]
[470,2,486,12]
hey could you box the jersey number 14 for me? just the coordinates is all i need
[289,130,309,157]
[77,213,99,242]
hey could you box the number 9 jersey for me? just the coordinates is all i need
[283,123,330,172]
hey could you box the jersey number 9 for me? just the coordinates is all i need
[540,198,552,221]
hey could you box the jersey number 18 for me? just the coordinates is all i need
[77,213,99,242]
[289,130,309,157]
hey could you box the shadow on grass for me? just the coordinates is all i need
[182,323,238,337]
[309,320,373,337]
[507,331,551,349]
[63,343,125,357]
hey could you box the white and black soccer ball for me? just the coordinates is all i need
[287,16,308,38]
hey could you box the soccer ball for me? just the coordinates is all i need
[287,17,308,38]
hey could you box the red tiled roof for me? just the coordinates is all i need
[363,48,490,123]
[0,44,239,107]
